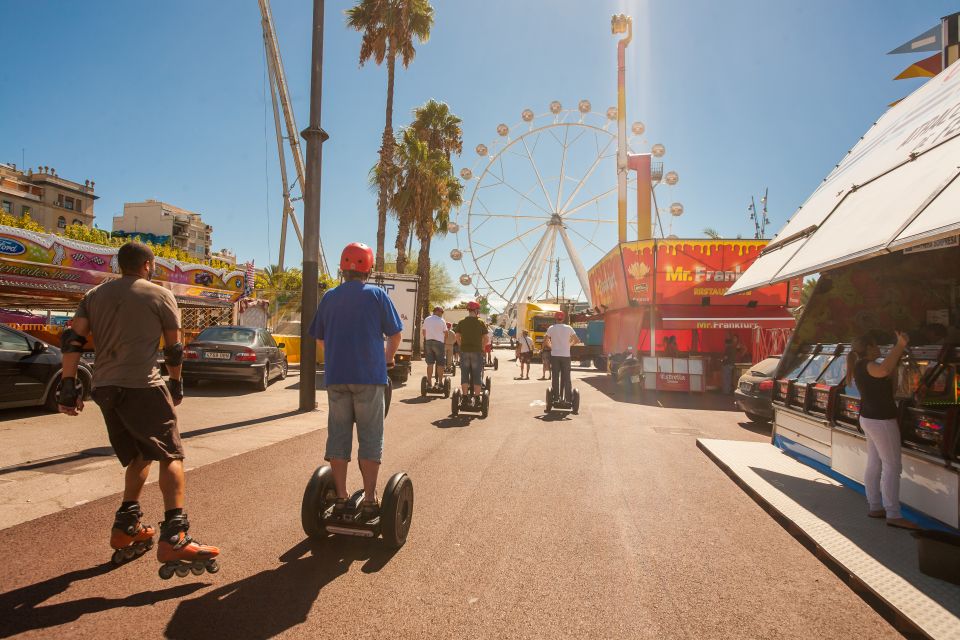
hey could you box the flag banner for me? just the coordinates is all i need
[894,52,944,80]
[244,261,256,296]
[887,24,942,54]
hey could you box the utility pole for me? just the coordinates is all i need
[612,14,633,243]
[299,0,328,412]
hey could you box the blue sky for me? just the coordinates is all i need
[1,0,954,301]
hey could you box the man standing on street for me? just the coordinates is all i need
[421,306,447,387]
[310,242,402,519]
[515,329,534,380]
[545,311,580,402]
[58,242,219,572]
[454,301,488,401]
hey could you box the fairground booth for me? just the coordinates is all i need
[587,238,799,392]
[0,225,247,345]
[729,62,960,531]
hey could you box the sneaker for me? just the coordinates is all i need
[360,499,380,521]
[332,498,351,516]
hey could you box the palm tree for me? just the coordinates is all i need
[703,227,722,239]
[389,129,437,274]
[345,0,434,272]
[411,99,463,160]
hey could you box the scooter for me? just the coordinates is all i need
[301,466,414,549]
[421,375,451,398]
[545,385,580,415]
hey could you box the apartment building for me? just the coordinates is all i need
[113,200,212,262]
[211,248,237,267]
[0,163,97,232]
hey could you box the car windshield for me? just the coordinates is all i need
[749,357,780,377]
[532,316,554,332]
[196,327,256,344]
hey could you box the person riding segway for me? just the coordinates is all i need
[451,301,491,418]
[544,311,581,415]
[301,242,414,548]
[420,306,451,398]
[443,321,457,376]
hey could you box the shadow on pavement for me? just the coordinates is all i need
[401,396,439,405]
[181,410,303,440]
[579,374,741,412]
[432,416,474,428]
[535,413,573,423]
[749,467,960,627]
[164,537,397,640]
[737,420,773,437]
[0,563,206,638]
[285,371,326,391]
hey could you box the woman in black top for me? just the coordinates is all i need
[846,330,918,530]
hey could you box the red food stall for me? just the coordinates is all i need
[588,238,798,391]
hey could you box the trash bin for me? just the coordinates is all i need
[912,529,960,585]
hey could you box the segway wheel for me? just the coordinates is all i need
[443,378,451,398]
[494,357,499,371]
[545,388,553,413]
[485,376,492,393]
[572,389,580,415]
[420,376,428,397]
[381,472,414,549]
[451,390,460,417]
[384,383,393,418]
[480,391,490,418]
[301,465,336,539]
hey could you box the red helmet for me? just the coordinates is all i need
[466,301,481,311]
[554,311,565,321]
[340,242,374,274]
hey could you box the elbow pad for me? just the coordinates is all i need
[60,328,88,354]
[163,342,184,367]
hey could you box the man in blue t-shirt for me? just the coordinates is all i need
[309,242,402,519]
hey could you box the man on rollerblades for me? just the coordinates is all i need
[454,301,488,401]
[421,306,447,387]
[58,242,219,578]
[545,311,580,403]
[309,242,403,520]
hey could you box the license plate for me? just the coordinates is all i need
[204,352,231,360]
[740,382,752,392]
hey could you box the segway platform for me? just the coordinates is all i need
[301,466,414,548]
[420,375,451,398]
[451,389,490,418]
[545,387,580,415]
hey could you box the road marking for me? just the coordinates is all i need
[530,400,545,406]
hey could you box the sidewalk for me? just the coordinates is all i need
[698,438,960,640]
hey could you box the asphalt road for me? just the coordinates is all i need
[0,357,900,639]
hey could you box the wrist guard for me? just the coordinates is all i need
[166,378,184,402]
[58,377,80,408]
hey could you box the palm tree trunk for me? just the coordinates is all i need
[394,216,410,274]
[375,48,397,272]
[414,233,432,358]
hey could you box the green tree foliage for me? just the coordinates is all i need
[382,253,456,308]
[346,0,435,271]
[703,227,722,239]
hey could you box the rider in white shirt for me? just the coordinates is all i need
[544,312,580,401]
[421,307,448,386]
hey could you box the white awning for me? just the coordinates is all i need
[729,63,960,294]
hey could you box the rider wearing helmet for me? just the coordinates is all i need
[544,311,580,402]
[309,242,403,519]
[454,301,489,400]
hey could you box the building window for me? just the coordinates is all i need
[1,201,10,214]
[21,205,31,218]
[72,219,82,226]
[57,195,75,210]
[57,216,66,229]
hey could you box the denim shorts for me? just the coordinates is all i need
[325,384,384,462]
[424,339,445,365]
[460,351,484,387]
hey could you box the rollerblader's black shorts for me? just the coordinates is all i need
[92,386,185,466]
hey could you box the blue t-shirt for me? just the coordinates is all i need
[309,280,403,385]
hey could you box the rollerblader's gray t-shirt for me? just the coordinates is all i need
[76,276,181,388]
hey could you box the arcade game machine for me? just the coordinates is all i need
[807,344,852,424]
[898,345,960,461]
[773,344,821,406]
[785,344,842,412]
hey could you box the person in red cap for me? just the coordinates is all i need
[421,306,447,387]
[545,311,580,402]
[453,301,488,400]
[309,242,403,519]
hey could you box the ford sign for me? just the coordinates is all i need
[0,238,26,256]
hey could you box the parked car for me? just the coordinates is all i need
[734,356,781,424]
[182,326,288,391]
[0,323,93,411]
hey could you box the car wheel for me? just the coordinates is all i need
[745,412,771,424]
[278,359,288,380]
[256,366,270,391]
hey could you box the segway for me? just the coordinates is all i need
[545,383,580,415]
[451,360,490,418]
[444,361,456,377]
[300,380,413,548]
[485,355,499,371]
[421,375,451,398]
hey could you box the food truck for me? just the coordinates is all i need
[587,238,798,392]
[0,224,246,342]
[727,61,960,531]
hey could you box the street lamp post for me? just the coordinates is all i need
[611,13,633,244]
[299,0,329,412]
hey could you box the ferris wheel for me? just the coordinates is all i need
[448,100,680,322]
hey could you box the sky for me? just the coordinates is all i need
[1,0,955,305]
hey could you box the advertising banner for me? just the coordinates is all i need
[0,225,245,304]
[657,371,690,391]
[587,245,629,309]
